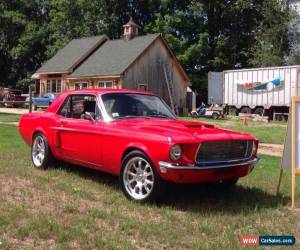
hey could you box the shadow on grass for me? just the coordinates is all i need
[53,161,289,215]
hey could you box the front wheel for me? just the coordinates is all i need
[120,150,165,202]
[31,133,54,169]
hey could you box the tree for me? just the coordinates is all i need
[248,0,291,67]
[0,0,49,89]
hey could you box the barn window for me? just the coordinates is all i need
[56,80,62,93]
[138,84,148,91]
[51,80,56,93]
[98,81,113,88]
[75,82,88,90]
[46,81,51,93]
[46,79,62,93]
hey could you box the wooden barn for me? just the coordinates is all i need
[32,18,191,114]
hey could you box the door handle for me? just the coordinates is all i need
[60,120,67,125]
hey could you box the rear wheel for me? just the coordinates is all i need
[31,133,54,169]
[254,107,264,116]
[240,107,251,114]
[120,150,165,202]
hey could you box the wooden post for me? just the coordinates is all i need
[291,96,300,208]
[29,85,32,113]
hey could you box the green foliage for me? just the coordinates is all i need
[248,0,291,67]
[0,0,294,98]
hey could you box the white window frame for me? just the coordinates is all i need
[46,80,51,93]
[98,81,113,88]
[46,79,62,93]
[56,80,62,93]
[74,82,89,90]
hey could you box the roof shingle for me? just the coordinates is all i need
[69,33,160,77]
[37,35,107,73]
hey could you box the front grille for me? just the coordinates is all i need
[196,140,253,164]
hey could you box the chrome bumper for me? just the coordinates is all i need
[158,157,259,172]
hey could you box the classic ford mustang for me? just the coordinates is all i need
[19,89,259,202]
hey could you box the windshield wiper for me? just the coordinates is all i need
[147,114,174,119]
[113,115,139,120]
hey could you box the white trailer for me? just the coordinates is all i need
[223,65,300,117]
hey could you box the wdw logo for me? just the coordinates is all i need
[239,235,296,246]
[239,236,259,246]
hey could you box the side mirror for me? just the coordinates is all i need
[83,112,95,122]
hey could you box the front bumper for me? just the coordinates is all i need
[157,157,259,183]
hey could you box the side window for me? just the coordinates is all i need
[58,95,102,120]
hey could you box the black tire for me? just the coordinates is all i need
[212,112,219,120]
[31,133,55,169]
[240,107,251,114]
[3,98,9,107]
[191,112,197,118]
[254,107,264,116]
[214,178,238,189]
[120,150,165,202]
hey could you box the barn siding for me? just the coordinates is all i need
[122,38,187,113]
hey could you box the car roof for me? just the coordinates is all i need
[46,88,156,113]
[68,88,155,96]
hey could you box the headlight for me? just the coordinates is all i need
[170,144,182,160]
[252,141,258,156]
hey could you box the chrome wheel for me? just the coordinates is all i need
[123,157,154,200]
[32,135,46,167]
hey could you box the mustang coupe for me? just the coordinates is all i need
[19,89,259,202]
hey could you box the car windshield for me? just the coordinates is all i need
[101,93,176,120]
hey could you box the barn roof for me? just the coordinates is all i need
[37,35,108,73]
[69,33,160,78]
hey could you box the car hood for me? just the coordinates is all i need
[112,118,255,143]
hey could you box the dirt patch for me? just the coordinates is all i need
[0,121,18,126]
[258,143,283,157]
[0,107,29,115]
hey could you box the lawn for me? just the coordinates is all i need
[0,124,299,249]
[0,113,21,123]
[181,117,287,145]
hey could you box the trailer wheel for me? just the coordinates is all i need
[240,107,251,114]
[254,107,264,116]
[3,97,9,107]
[212,112,219,120]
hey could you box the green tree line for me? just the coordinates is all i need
[0,0,298,95]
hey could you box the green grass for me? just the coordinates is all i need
[181,117,287,144]
[0,113,21,122]
[0,124,299,249]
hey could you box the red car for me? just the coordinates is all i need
[19,89,259,202]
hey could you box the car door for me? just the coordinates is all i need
[56,94,104,169]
